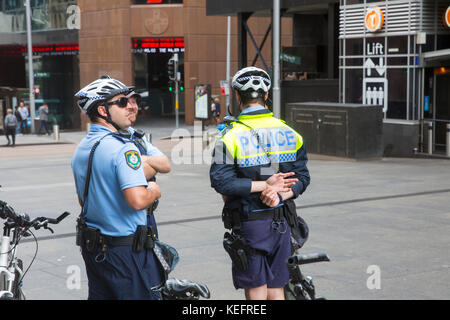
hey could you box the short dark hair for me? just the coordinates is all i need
[86,101,104,122]
[237,90,266,108]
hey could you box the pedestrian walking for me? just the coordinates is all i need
[37,103,51,135]
[3,108,18,146]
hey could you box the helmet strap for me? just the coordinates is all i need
[97,105,122,131]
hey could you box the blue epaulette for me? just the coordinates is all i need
[109,130,133,144]
[217,122,234,139]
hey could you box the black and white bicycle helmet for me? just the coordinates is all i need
[75,75,133,114]
[231,66,271,96]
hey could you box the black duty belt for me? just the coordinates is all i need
[101,234,135,247]
[240,206,285,222]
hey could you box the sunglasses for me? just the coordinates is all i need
[105,97,129,108]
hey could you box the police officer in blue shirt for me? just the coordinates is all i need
[125,90,171,239]
[72,76,164,300]
[210,67,310,300]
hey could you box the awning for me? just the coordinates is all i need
[421,48,450,67]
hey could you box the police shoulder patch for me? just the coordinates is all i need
[125,150,141,170]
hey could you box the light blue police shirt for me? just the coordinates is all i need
[128,127,164,156]
[71,124,148,236]
[239,105,266,115]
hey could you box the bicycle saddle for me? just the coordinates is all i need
[158,278,211,300]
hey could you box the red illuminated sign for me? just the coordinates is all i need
[0,43,79,56]
[147,0,163,3]
[132,38,184,54]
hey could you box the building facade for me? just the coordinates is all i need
[339,0,450,154]
[0,0,80,130]
[78,0,292,128]
[0,0,292,131]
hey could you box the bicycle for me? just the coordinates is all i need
[156,277,211,300]
[0,200,70,300]
[284,252,330,300]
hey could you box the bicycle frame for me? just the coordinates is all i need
[0,222,24,300]
[284,252,330,300]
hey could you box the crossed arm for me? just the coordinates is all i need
[142,154,171,180]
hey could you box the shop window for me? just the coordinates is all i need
[344,68,363,104]
[387,36,408,55]
[387,57,407,66]
[1,0,77,32]
[132,0,183,4]
[437,35,450,51]
[344,38,363,56]
[386,68,407,119]
[344,58,363,66]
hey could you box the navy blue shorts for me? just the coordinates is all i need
[232,218,291,290]
[81,244,165,300]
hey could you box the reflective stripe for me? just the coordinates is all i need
[237,152,297,167]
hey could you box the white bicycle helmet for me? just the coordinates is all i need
[231,66,271,94]
[75,76,133,114]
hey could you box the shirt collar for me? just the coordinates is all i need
[90,123,114,133]
[239,105,266,116]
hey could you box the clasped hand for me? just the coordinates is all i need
[260,172,297,207]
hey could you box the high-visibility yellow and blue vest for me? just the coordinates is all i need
[209,106,310,216]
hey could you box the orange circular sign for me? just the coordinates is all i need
[365,7,384,32]
[444,6,450,29]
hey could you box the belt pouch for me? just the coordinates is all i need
[284,200,298,227]
[83,226,101,253]
[222,206,233,229]
[133,225,147,252]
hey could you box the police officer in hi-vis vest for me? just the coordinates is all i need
[210,67,310,300]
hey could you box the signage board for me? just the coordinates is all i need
[365,7,384,32]
[194,84,211,120]
[444,6,450,29]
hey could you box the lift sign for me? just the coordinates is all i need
[444,6,450,29]
[365,7,384,32]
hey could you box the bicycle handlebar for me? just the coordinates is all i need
[287,252,330,267]
[0,200,70,232]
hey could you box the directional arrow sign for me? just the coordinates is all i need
[376,57,385,76]
[365,58,375,76]
[364,57,386,76]
[365,57,386,76]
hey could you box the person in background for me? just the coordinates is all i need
[18,101,29,134]
[212,97,221,125]
[4,108,18,146]
[37,103,51,135]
